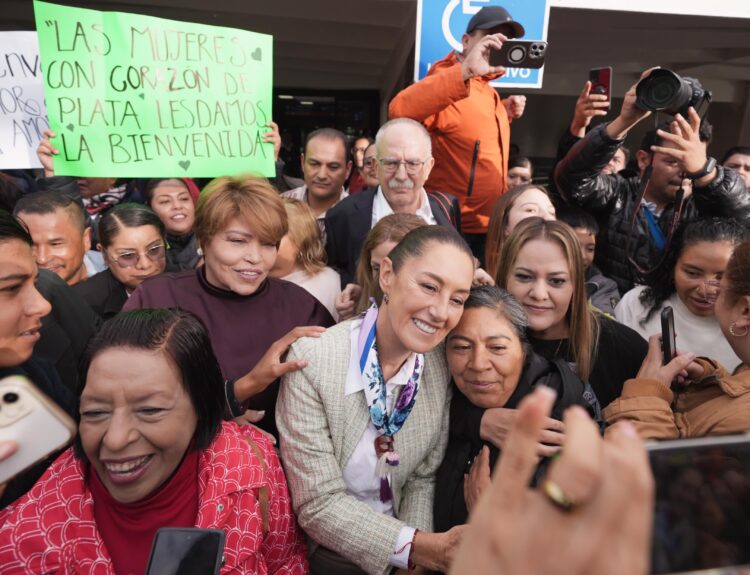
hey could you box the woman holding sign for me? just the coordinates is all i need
[123,175,334,437]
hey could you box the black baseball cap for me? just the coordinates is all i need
[466,6,525,39]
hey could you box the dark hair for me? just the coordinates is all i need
[0,209,32,245]
[304,128,350,160]
[464,285,529,346]
[143,178,190,206]
[721,146,750,165]
[724,240,750,304]
[640,119,713,152]
[639,217,749,322]
[0,174,24,213]
[558,207,599,236]
[388,225,473,273]
[75,309,225,458]
[98,203,165,249]
[13,191,86,232]
[508,156,533,175]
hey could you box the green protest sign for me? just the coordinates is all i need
[33,1,274,177]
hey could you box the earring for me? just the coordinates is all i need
[383,293,390,305]
[730,321,749,337]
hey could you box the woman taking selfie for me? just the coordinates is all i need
[606,238,750,438]
[494,217,647,410]
[144,178,201,270]
[124,175,334,436]
[435,285,592,532]
[0,309,308,574]
[615,217,746,372]
[73,204,168,322]
[277,226,474,575]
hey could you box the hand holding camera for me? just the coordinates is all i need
[606,68,658,140]
[650,109,715,182]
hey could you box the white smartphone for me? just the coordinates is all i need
[648,434,750,574]
[0,376,77,485]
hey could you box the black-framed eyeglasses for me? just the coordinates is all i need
[377,158,428,175]
[108,244,166,268]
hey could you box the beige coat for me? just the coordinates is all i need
[604,358,750,439]
[276,320,451,575]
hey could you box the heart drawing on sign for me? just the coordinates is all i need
[66,124,74,132]
[138,93,145,99]
[178,160,191,171]
[251,48,262,61]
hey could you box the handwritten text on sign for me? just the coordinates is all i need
[34,1,274,177]
[0,32,49,170]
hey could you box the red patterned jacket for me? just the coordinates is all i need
[0,422,308,575]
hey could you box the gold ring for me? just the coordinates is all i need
[543,480,577,512]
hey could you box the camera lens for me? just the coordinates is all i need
[635,68,703,116]
[2,392,19,404]
[508,46,526,64]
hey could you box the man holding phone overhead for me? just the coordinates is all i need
[389,5,528,264]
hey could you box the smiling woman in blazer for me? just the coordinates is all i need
[277,225,475,575]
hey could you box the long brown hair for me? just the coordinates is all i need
[495,217,598,382]
[355,213,427,312]
[485,184,553,279]
[724,240,750,304]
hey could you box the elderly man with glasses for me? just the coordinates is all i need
[324,118,461,286]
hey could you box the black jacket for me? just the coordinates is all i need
[72,269,128,322]
[35,269,101,393]
[166,232,201,270]
[554,124,750,293]
[434,352,596,533]
[324,187,462,286]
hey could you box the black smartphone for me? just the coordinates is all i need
[489,40,547,69]
[648,434,750,574]
[145,528,225,575]
[589,66,612,105]
[661,306,676,365]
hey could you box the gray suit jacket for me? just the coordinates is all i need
[277,320,451,575]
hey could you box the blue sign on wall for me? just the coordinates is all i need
[415,0,550,89]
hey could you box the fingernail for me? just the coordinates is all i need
[617,421,639,438]
[256,410,266,418]
[536,385,557,401]
[0,442,17,459]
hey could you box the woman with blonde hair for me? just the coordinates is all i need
[354,212,428,313]
[271,198,341,320]
[124,174,334,437]
[485,184,556,278]
[494,217,647,411]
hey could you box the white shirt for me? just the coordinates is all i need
[282,267,341,321]
[83,250,106,277]
[615,285,742,372]
[341,317,417,569]
[371,186,437,228]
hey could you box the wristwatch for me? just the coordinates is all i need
[685,156,717,180]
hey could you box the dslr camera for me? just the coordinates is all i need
[635,68,712,117]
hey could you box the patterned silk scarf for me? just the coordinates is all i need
[358,303,424,502]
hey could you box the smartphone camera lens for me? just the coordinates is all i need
[508,46,526,64]
[2,392,19,404]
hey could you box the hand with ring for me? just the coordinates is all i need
[449,386,654,575]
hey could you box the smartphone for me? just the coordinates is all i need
[489,40,547,69]
[0,376,76,485]
[661,307,677,365]
[145,528,226,575]
[589,67,612,104]
[648,434,750,574]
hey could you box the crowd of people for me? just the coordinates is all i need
[1,4,749,574]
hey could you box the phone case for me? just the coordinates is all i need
[0,376,77,484]
[660,307,676,365]
[489,41,547,69]
[589,67,612,101]
[146,527,226,575]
